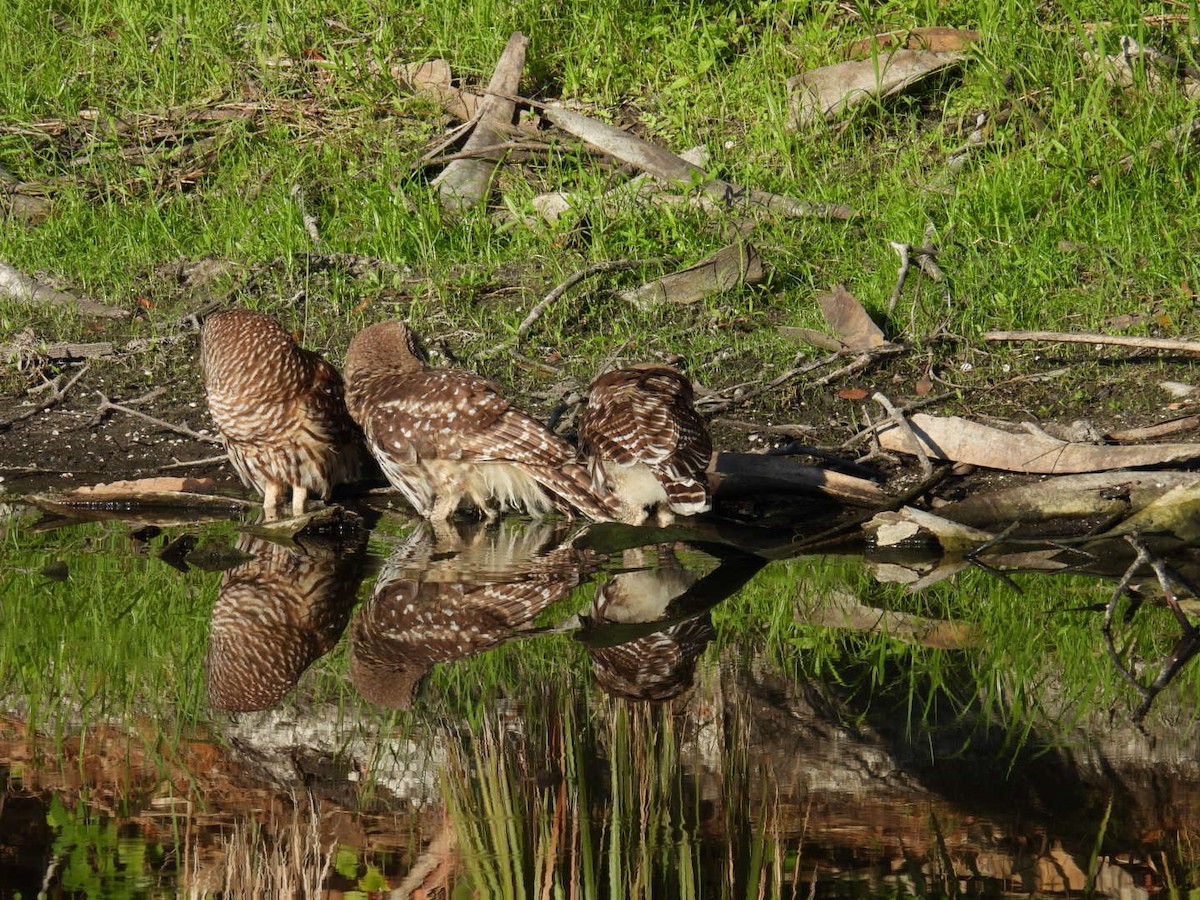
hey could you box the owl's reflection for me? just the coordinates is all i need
[205,532,368,711]
[350,521,594,708]
[583,546,715,702]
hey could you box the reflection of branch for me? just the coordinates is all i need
[1104,531,1200,724]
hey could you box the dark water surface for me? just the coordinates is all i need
[2,497,1199,897]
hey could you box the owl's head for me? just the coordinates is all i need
[344,320,429,381]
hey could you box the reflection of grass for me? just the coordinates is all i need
[443,687,801,898]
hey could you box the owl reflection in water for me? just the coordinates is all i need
[201,309,363,519]
[205,533,368,712]
[584,546,715,702]
[349,521,593,709]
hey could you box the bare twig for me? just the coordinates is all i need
[887,241,910,316]
[93,392,220,444]
[873,391,933,478]
[477,258,654,360]
[0,362,91,432]
[711,418,816,438]
[984,330,1200,354]
[698,353,841,414]
[841,391,956,449]
[160,454,229,470]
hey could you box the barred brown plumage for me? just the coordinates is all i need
[578,364,713,525]
[343,320,615,527]
[204,534,366,712]
[201,309,363,519]
[349,522,590,708]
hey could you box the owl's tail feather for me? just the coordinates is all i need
[523,462,620,522]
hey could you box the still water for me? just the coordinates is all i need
[1,493,1199,897]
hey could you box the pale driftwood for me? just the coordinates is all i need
[877,413,1200,473]
[618,241,763,308]
[935,471,1200,527]
[0,339,115,362]
[433,32,529,211]
[707,450,887,507]
[983,330,1200,354]
[788,49,964,128]
[541,106,855,220]
[1109,416,1200,442]
[1100,479,1200,544]
[0,259,125,318]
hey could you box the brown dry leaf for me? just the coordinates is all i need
[393,58,452,89]
[776,325,847,352]
[838,388,869,401]
[878,413,1200,473]
[788,49,965,128]
[817,284,892,351]
[844,27,982,58]
[618,241,763,308]
[915,375,933,396]
[391,58,480,121]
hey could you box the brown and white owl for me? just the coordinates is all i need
[349,522,592,708]
[578,364,713,525]
[201,309,363,519]
[205,533,367,712]
[343,320,615,528]
[583,546,714,702]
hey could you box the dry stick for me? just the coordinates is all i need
[700,353,841,415]
[841,391,957,449]
[160,454,228,470]
[423,140,554,166]
[873,391,933,478]
[886,242,911,316]
[0,363,91,432]
[0,259,126,318]
[712,418,816,437]
[477,259,654,361]
[94,392,220,444]
[983,330,1200,354]
[290,184,322,247]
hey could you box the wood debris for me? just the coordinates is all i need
[618,241,763,308]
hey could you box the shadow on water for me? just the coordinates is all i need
[2,494,1200,896]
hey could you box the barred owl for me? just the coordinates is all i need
[205,533,367,712]
[350,522,592,708]
[201,309,363,519]
[578,364,713,526]
[583,546,714,702]
[344,320,614,527]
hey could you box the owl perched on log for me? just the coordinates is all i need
[344,320,615,527]
[578,364,713,525]
[349,522,592,708]
[201,309,363,519]
[205,533,367,712]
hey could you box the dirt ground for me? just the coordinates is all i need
[2,267,1198,503]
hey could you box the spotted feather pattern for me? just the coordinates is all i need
[349,525,589,707]
[578,364,713,524]
[344,320,615,522]
[201,309,363,517]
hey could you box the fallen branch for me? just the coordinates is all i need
[433,32,529,211]
[93,391,220,444]
[0,259,126,318]
[541,105,855,220]
[0,363,90,432]
[707,451,887,507]
[160,454,229,470]
[697,353,840,414]
[618,241,763,308]
[983,330,1200,354]
[873,391,933,478]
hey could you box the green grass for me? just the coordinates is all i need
[3,0,1198,406]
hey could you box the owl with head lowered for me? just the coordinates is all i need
[201,309,362,518]
[343,320,614,528]
[578,364,712,526]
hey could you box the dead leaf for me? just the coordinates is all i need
[877,413,1200,473]
[844,27,982,58]
[618,241,763,308]
[838,388,869,401]
[788,49,965,128]
[915,375,933,396]
[817,284,893,351]
[777,326,847,352]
